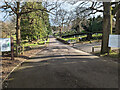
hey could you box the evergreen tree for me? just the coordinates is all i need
[20,2,51,42]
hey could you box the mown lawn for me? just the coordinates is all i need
[9,35,49,47]
[23,38,49,47]
[62,33,102,42]
[92,33,102,38]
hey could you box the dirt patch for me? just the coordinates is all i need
[2,57,25,81]
[1,45,45,81]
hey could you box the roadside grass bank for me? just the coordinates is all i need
[93,49,119,62]
[94,49,119,58]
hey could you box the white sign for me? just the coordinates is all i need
[108,35,120,48]
[0,38,11,52]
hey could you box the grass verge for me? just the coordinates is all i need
[93,49,119,58]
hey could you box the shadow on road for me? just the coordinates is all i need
[29,54,95,60]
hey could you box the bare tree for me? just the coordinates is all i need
[68,1,120,54]
[1,17,16,38]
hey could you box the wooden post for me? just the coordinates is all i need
[11,37,14,60]
[92,46,94,53]
[118,48,120,58]
[22,44,24,55]
[16,45,18,56]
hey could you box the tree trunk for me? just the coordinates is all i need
[115,8,120,57]
[59,26,62,37]
[16,2,21,45]
[87,33,92,41]
[115,9,120,34]
[76,25,80,33]
[59,28,62,37]
[101,2,112,54]
[16,14,21,45]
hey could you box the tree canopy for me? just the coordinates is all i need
[81,15,103,33]
[21,2,51,41]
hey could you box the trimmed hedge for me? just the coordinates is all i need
[56,38,70,45]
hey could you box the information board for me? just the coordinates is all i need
[0,38,11,52]
[108,35,120,48]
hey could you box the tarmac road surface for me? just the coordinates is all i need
[4,37,118,88]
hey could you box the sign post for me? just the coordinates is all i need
[0,38,11,52]
[11,37,14,60]
[108,35,120,57]
[0,38,14,60]
[109,35,120,48]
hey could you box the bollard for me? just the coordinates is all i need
[118,49,120,63]
[92,46,94,53]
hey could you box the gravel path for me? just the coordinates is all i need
[3,37,118,88]
[72,41,118,53]
[72,42,101,53]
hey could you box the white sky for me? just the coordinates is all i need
[0,1,103,23]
